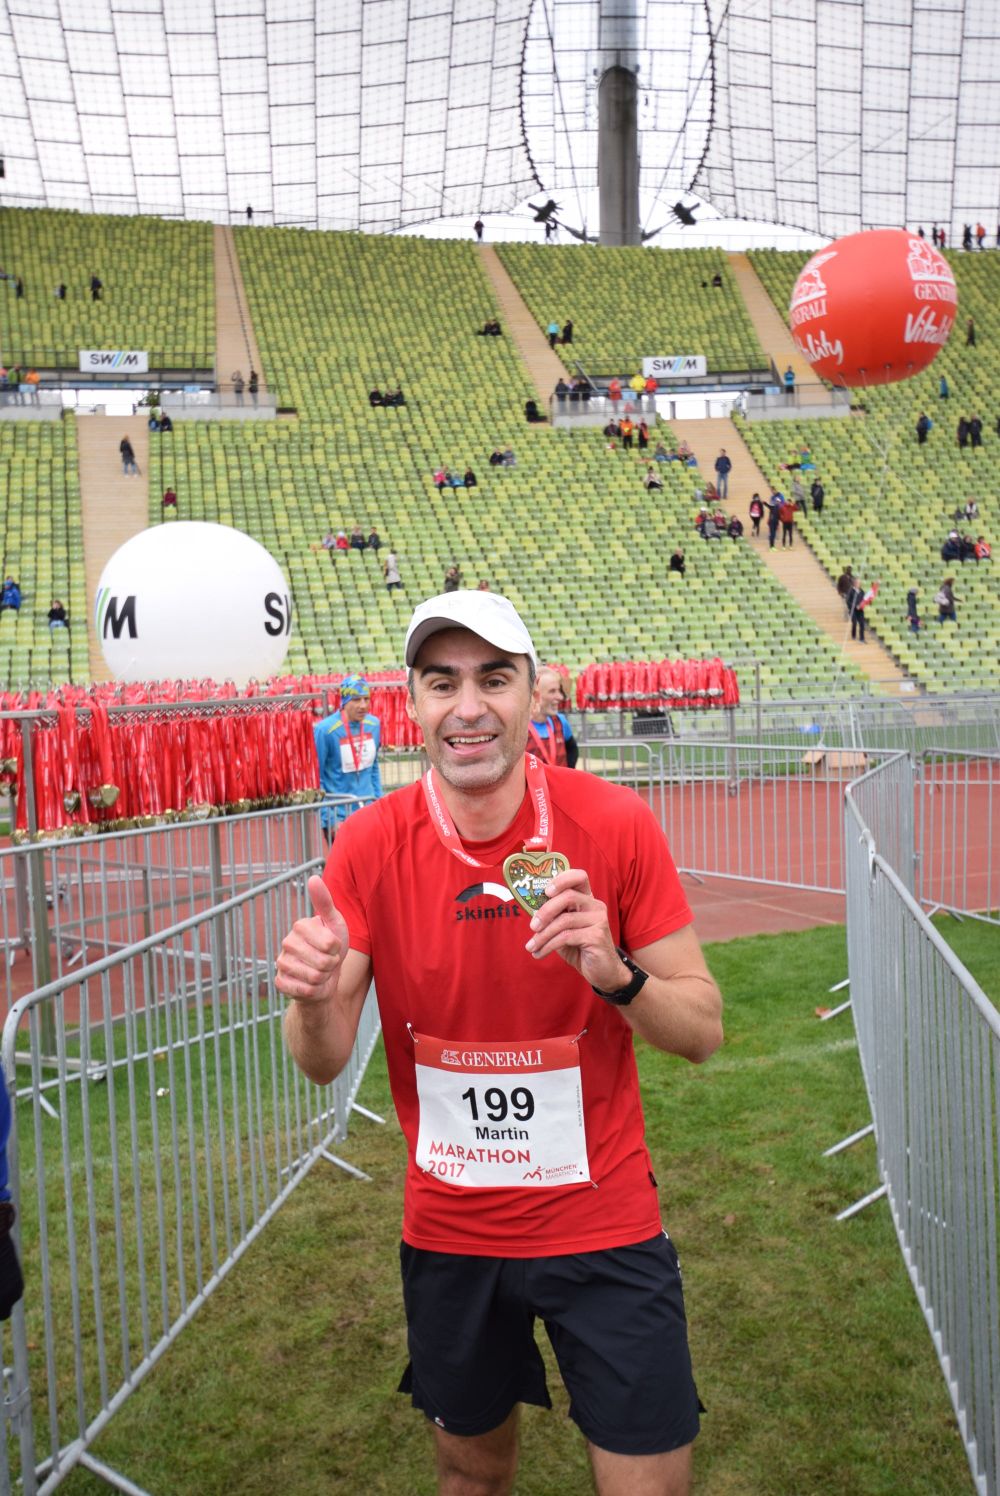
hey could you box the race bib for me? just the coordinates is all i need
[339,736,376,773]
[413,1031,590,1188]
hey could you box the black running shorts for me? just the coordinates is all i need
[397,1231,701,1456]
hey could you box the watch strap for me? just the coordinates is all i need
[591,946,649,1006]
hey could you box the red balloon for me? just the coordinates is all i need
[789,229,957,387]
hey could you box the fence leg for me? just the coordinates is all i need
[823,1122,874,1157]
[319,1149,372,1182]
[835,1183,887,1222]
[77,1451,155,1495]
[819,999,852,1022]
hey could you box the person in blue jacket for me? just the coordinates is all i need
[314,675,383,842]
[0,1079,24,1319]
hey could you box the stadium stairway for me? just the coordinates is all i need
[672,415,911,694]
[727,252,832,409]
[77,414,149,683]
[215,226,267,402]
[477,245,567,406]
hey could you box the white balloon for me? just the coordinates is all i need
[95,523,293,686]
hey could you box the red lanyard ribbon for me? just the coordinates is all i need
[341,713,367,772]
[528,719,557,765]
[421,753,552,868]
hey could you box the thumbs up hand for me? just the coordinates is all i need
[276,874,351,1008]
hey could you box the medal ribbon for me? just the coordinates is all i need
[421,752,552,869]
[341,712,367,772]
[528,719,556,765]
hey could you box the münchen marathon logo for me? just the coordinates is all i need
[454,882,522,922]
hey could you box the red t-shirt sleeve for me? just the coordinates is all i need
[322,808,375,956]
[616,794,692,952]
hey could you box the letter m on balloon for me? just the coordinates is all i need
[96,588,137,639]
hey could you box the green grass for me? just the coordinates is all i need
[49,923,977,1495]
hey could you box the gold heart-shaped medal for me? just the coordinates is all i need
[502,851,571,915]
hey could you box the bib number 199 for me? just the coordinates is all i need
[460,1086,534,1122]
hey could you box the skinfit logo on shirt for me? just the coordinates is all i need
[454,882,522,922]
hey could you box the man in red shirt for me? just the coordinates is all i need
[277,590,723,1495]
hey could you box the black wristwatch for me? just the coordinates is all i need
[592,947,649,1006]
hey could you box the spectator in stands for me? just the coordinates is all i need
[727,515,744,540]
[791,475,806,512]
[0,368,7,405]
[975,535,992,561]
[477,319,501,336]
[525,398,543,424]
[962,224,973,251]
[335,531,349,553]
[249,370,259,406]
[810,477,825,514]
[916,411,931,444]
[711,506,727,531]
[369,387,384,407]
[90,273,102,301]
[159,411,173,433]
[941,531,962,563]
[368,527,382,553]
[963,498,979,521]
[14,278,24,299]
[603,421,620,439]
[350,526,367,551]
[969,415,983,448]
[766,491,782,550]
[55,283,66,300]
[620,417,634,450]
[463,468,477,489]
[783,365,795,401]
[935,577,960,624]
[669,547,686,577]
[384,552,402,593]
[643,465,663,491]
[246,205,253,222]
[939,374,949,400]
[119,436,139,476]
[0,579,21,614]
[547,320,560,348]
[501,447,516,467]
[965,317,976,347]
[443,564,462,593]
[562,321,573,345]
[48,600,68,631]
[473,218,484,241]
[162,487,177,510]
[433,467,449,491]
[637,420,649,451]
[711,272,723,288]
[24,369,40,405]
[322,530,335,557]
[714,449,732,500]
[905,589,922,632]
[748,493,764,537]
[554,379,570,408]
[653,440,671,462]
[608,377,622,405]
[847,579,867,642]
[233,371,245,405]
[489,448,503,466]
[677,437,694,463]
[628,372,646,400]
[476,579,490,591]
[644,374,657,399]
[960,534,977,563]
[147,410,160,431]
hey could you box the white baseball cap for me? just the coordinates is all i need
[404,590,537,668]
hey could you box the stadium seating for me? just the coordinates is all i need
[496,243,769,375]
[0,208,214,369]
[743,249,1000,692]
[141,228,860,693]
[0,421,90,685]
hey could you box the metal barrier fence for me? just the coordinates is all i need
[0,857,382,1495]
[844,755,1000,1496]
[919,750,999,925]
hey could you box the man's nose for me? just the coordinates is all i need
[454,680,488,720]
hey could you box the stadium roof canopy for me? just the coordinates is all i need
[0,0,998,241]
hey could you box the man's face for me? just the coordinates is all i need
[408,629,532,792]
[342,696,369,724]
[531,669,563,721]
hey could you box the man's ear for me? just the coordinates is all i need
[405,693,418,724]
